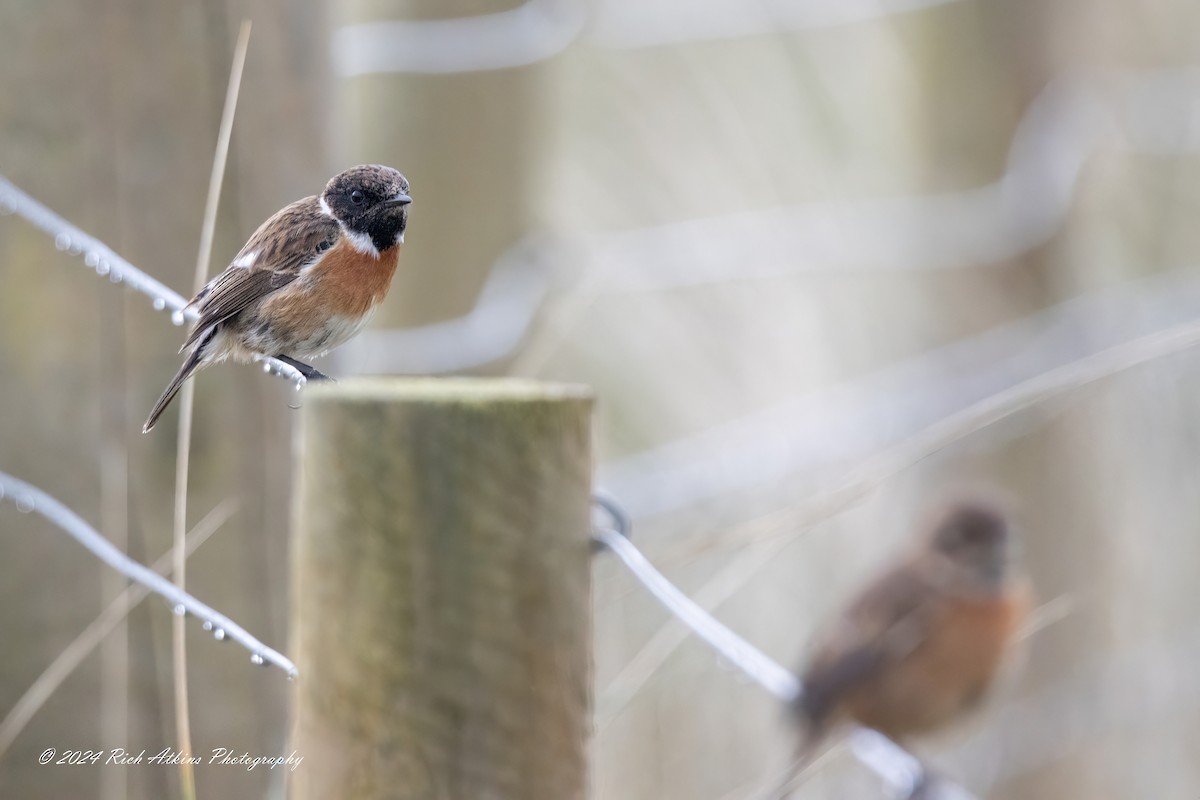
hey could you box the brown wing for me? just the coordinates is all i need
[181,196,339,349]
[797,561,938,729]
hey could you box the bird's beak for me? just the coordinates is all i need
[384,192,412,207]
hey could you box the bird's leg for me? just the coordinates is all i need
[275,355,334,382]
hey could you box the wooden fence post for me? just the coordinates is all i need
[290,378,594,800]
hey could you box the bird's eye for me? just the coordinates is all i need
[350,190,365,206]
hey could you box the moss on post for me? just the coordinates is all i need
[290,378,594,800]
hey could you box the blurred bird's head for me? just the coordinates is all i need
[927,496,1020,590]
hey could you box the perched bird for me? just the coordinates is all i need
[143,164,411,433]
[794,497,1030,763]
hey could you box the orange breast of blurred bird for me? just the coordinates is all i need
[845,582,1031,739]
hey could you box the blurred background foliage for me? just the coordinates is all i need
[2,0,1200,798]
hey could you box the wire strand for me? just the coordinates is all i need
[0,175,306,387]
[0,472,297,678]
[593,526,799,701]
[0,498,238,758]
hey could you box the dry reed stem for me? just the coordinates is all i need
[171,21,251,800]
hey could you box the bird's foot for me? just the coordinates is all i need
[275,355,335,383]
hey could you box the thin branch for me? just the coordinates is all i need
[0,498,238,759]
[0,472,295,676]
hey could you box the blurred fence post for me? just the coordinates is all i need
[331,0,563,339]
[290,377,594,800]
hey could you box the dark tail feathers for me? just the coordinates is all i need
[143,333,212,433]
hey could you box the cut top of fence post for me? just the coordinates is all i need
[302,375,594,403]
[290,376,594,800]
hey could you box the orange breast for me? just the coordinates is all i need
[844,585,1030,739]
[305,240,401,317]
[255,240,401,354]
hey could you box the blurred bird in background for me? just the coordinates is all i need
[791,494,1031,783]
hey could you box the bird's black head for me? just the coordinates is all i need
[321,164,411,254]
